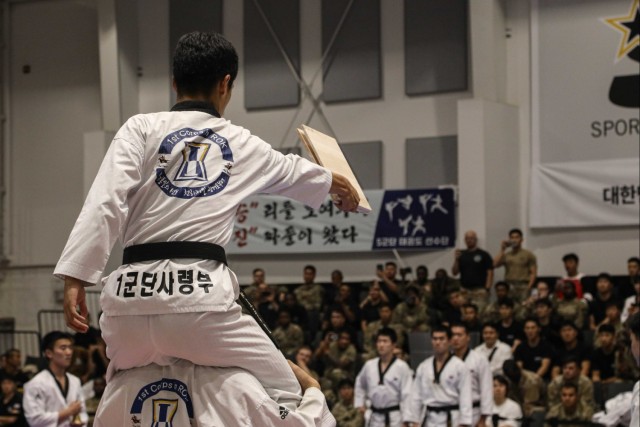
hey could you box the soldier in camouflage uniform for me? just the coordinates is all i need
[363,304,405,360]
[547,357,595,409]
[545,383,594,427]
[321,331,359,388]
[272,309,305,358]
[555,281,588,329]
[294,265,325,312]
[481,282,510,323]
[391,285,429,333]
[503,360,546,417]
[332,379,364,427]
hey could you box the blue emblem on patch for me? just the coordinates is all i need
[155,127,233,199]
[130,377,194,426]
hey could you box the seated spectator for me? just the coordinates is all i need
[555,281,588,329]
[513,318,554,381]
[362,303,405,361]
[560,253,585,298]
[461,303,483,333]
[318,332,358,388]
[320,307,357,346]
[492,374,522,427]
[323,269,345,311]
[0,376,27,426]
[391,285,429,332]
[588,272,622,330]
[475,323,512,375]
[440,288,466,327]
[533,298,562,347]
[412,265,430,289]
[621,277,640,323]
[521,280,556,318]
[502,360,546,417]
[482,282,511,323]
[592,324,624,383]
[428,268,461,317]
[293,346,320,381]
[547,357,595,409]
[620,256,640,301]
[295,265,325,339]
[282,292,309,332]
[84,376,105,426]
[545,383,594,427]
[323,283,359,331]
[254,282,280,330]
[595,303,624,346]
[359,283,387,332]
[331,379,363,427]
[551,321,591,379]
[272,309,305,358]
[0,350,30,391]
[495,298,523,349]
[242,267,266,304]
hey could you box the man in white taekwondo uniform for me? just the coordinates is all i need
[473,323,512,375]
[450,323,493,427]
[54,31,359,416]
[406,326,472,427]
[23,332,89,427]
[354,327,413,427]
[627,312,639,427]
[95,360,335,426]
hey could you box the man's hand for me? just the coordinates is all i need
[64,277,89,333]
[288,360,320,392]
[329,172,360,213]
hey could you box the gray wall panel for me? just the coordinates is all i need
[322,0,381,103]
[341,141,382,190]
[169,0,223,55]
[406,136,458,188]
[404,0,468,95]
[244,0,300,110]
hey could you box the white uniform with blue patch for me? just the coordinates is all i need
[54,104,333,415]
[23,370,88,427]
[461,349,494,426]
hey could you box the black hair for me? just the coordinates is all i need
[172,32,238,98]
[450,322,469,335]
[626,312,640,340]
[597,323,616,335]
[559,320,579,333]
[498,297,515,309]
[482,322,498,332]
[493,374,511,394]
[385,261,397,268]
[597,272,613,283]
[561,382,578,393]
[523,317,541,328]
[508,228,523,237]
[431,325,452,339]
[561,355,580,368]
[252,268,264,275]
[495,281,510,290]
[562,253,579,263]
[376,326,398,343]
[337,378,354,389]
[416,265,428,274]
[42,331,73,353]
[304,265,316,274]
[628,257,640,265]
[534,298,553,308]
[462,303,478,313]
[377,303,392,312]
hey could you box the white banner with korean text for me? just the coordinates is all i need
[226,189,456,254]
[530,0,640,227]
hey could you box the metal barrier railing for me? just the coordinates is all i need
[0,330,41,363]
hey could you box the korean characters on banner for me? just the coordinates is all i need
[226,189,455,254]
[372,189,456,250]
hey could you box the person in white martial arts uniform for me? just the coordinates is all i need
[626,312,639,427]
[23,332,88,427]
[491,375,522,427]
[474,323,512,376]
[94,359,335,426]
[54,31,360,416]
[450,323,493,427]
[354,327,413,427]
[406,326,473,427]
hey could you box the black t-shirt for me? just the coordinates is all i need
[0,392,28,427]
[553,342,592,369]
[588,294,621,325]
[513,339,554,378]
[0,370,30,390]
[458,248,493,289]
[496,320,524,346]
[360,300,382,325]
[591,348,616,380]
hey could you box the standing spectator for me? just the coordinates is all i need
[547,357,595,409]
[513,318,554,381]
[374,262,403,307]
[272,309,305,358]
[588,273,622,330]
[405,326,472,427]
[242,267,266,304]
[294,265,325,338]
[391,285,429,333]
[560,253,585,299]
[323,283,359,330]
[474,323,513,375]
[545,383,594,426]
[492,375,522,427]
[555,281,588,330]
[551,321,591,379]
[363,304,405,361]
[493,229,537,303]
[502,360,546,417]
[495,298,523,349]
[621,257,640,301]
[359,283,388,332]
[323,269,345,311]
[354,328,413,427]
[451,230,494,315]
[23,331,88,427]
[450,323,493,427]
[482,282,511,324]
[0,350,30,391]
[332,379,364,427]
[0,377,27,426]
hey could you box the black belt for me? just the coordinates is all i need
[123,242,227,266]
[473,401,480,408]
[424,405,459,427]
[371,405,400,427]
